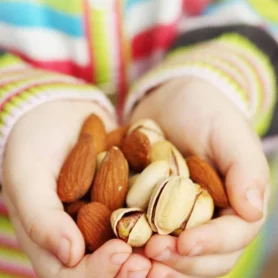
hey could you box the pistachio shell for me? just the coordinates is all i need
[186,189,214,230]
[128,119,164,136]
[151,141,189,177]
[126,161,170,210]
[128,174,140,189]
[128,213,152,247]
[127,119,164,145]
[111,208,152,247]
[147,176,198,234]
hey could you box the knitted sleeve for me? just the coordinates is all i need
[0,52,116,177]
[123,24,278,137]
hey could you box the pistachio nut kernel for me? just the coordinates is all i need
[126,161,170,210]
[151,140,189,177]
[147,176,198,235]
[111,208,153,247]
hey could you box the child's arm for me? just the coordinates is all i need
[123,24,277,277]
[0,52,152,277]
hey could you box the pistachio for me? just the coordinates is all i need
[151,140,189,177]
[172,186,214,236]
[122,119,165,171]
[111,208,153,247]
[126,161,170,210]
[128,174,140,189]
[147,176,198,234]
[127,119,164,145]
[186,188,214,230]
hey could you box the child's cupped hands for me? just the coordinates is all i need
[1,100,152,278]
[131,76,270,277]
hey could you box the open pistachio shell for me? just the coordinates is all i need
[151,140,189,177]
[126,161,170,210]
[111,208,153,247]
[186,188,214,230]
[127,119,164,145]
[147,176,198,234]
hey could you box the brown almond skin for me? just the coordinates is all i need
[122,130,151,171]
[77,202,113,251]
[65,201,87,220]
[106,125,129,150]
[91,147,129,211]
[186,156,229,208]
[79,114,107,154]
[57,135,96,203]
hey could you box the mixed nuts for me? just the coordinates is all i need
[58,114,229,252]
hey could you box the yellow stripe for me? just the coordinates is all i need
[89,8,111,84]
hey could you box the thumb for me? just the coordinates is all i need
[3,158,85,267]
[210,114,270,222]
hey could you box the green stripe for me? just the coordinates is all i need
[0,273,18,278]
[0,247,31,264]
[3,0,82,15]
[0,217,15,235]
[90,9,111,84]
[0,54,24,68]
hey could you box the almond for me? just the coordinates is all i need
[65,201,87,220]
[186,156,229,208]
[77,202,113,251]
[57,135,96,203]
[106,125,129,149]
[91,147,129,211]
[79,114,107,154]
[122,129,151,171]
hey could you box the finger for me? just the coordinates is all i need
[210,112,270,222]
[3,154,85,267]
[5,196,134,278]
[177,215,262,256]
[116,254,151,278]
[147,262,193,278]
[145,235,243,277]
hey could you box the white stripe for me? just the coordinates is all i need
[126,0,182,38]
[124,65,249,122]
[0,22,90,66]
[179,2,262,33]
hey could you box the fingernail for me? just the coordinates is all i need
[188,244,203,256]
[128,270,149,278]
[245,188,263,212]
[57,238,70,265]
[153,248,172,261]
[110,252,130,265]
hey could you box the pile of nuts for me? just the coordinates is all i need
[57,114,229,252]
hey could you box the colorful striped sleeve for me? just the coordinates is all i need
[0,52,116,181]
[123,25,278,137]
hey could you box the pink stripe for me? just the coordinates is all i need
[0,235,20,250]
[0,261,36,277]
[83,0,96,83]
[0,203,8,216]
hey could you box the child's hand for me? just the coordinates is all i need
[131,77,270,277]
[2,101,151,277]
